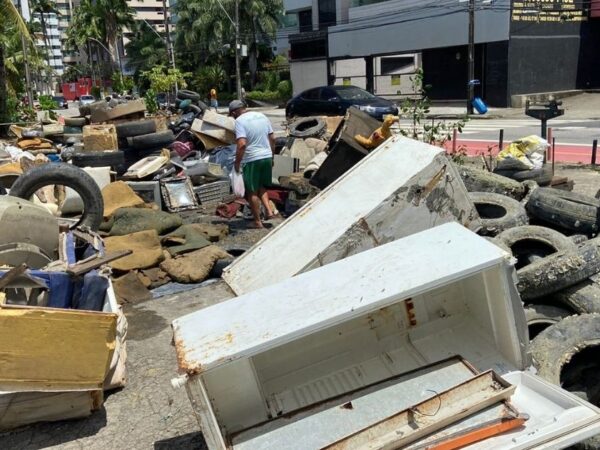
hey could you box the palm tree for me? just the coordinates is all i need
[68,0,134,71]
[31,0,59,69]
[175,0,282,88]
[97,0,135,69]
[0,0,31,125]
[124,21,167,79]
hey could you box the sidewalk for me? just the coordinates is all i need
[428,92,600,120]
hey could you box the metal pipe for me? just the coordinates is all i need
[552,137,556,175]
[466,0,475,115]
[546,127,552,162]
[498,129,504,152]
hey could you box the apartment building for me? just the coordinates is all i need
[56,0,80,67]
[284,0,600,106]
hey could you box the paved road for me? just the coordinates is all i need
[56,103,600,163]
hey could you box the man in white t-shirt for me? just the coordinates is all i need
[230,100,276,228]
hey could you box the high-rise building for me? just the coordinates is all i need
[56,0,81,68]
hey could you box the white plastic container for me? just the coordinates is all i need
[173,223,600,449]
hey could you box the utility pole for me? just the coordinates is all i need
[234,0,242,100]
[467,0,475,115]
[161,0,178,93]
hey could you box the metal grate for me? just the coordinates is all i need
[193,180,232,206]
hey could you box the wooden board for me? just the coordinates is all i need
[0,306,117,391]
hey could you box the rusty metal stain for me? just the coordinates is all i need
[405,298,417,327]
[174,333,203,375]
[412,165,447,207]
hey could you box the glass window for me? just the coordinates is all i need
[280,12,298,28]
[301,88,320,100]
[335,86,377,101]
[320,88,338,100]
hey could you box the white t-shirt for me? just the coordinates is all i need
[234,111,274,163]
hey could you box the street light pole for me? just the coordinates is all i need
[234,0,242,100]
[89,37,123,89]
[161,0,177,93]
[467,0,475,115]
[215,0,241,99]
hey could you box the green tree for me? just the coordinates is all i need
[0,0,31,125]
[175,0,282,87]
[31,0,59,72]
[142,65,188,94]
[193,65,226,96]
[67,0,134,72]
[124,21,167,80]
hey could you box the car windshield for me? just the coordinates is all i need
[81,95,94,100]
[53,96,64,101]
[334,87,377,101]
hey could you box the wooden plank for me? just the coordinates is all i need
[322,371,516,450]
[0,264,27,289]
[0,306,117,391]
[67,250,132,276]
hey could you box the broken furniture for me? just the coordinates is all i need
[310,107,382,190]
[223,135,481,296]
[172,223,600,449]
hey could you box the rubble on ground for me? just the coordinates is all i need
[2,90,600,445]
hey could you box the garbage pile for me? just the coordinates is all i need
[457,163,600,407]
[100,181,232,302]
[0,187,127,430]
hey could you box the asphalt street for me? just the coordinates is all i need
[56,102,600,163]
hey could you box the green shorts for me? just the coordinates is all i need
[243,158,272,193]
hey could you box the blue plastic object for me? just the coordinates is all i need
[472,97,488,115]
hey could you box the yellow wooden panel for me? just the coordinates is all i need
[0,306,117,390]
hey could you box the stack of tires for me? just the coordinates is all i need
[458,164,600,424]
[119,120,175,173]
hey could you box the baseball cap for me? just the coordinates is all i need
[228,100,245,115]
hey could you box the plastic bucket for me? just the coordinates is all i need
[472,97,488,115]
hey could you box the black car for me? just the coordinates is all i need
[286,85,398,120]
[52,95,68,109]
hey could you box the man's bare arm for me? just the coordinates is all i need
[235,138,247,172]
[268,132,276,156]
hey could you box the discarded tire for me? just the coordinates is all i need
[524,304,572,340]
[571,234,589,245]
[530,313,600,391]
[517,240,600,300]
[177,89,201,102]
[196,100,209,112]
[9,163,104,231]
[187,104,203,116]
[551,275,600,314]
[71,151,125,169]
[63,117,87,127]
[128,130,175,150]
[289,117,326,138]
[494,225,575,269]
[454,164,525,200]
[526,187,600,234]
[115,119,156,138]
[469,192,528,236]
[494,166,553,186]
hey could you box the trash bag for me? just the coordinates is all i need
[229,169,245,198]
[496,135,548,171]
